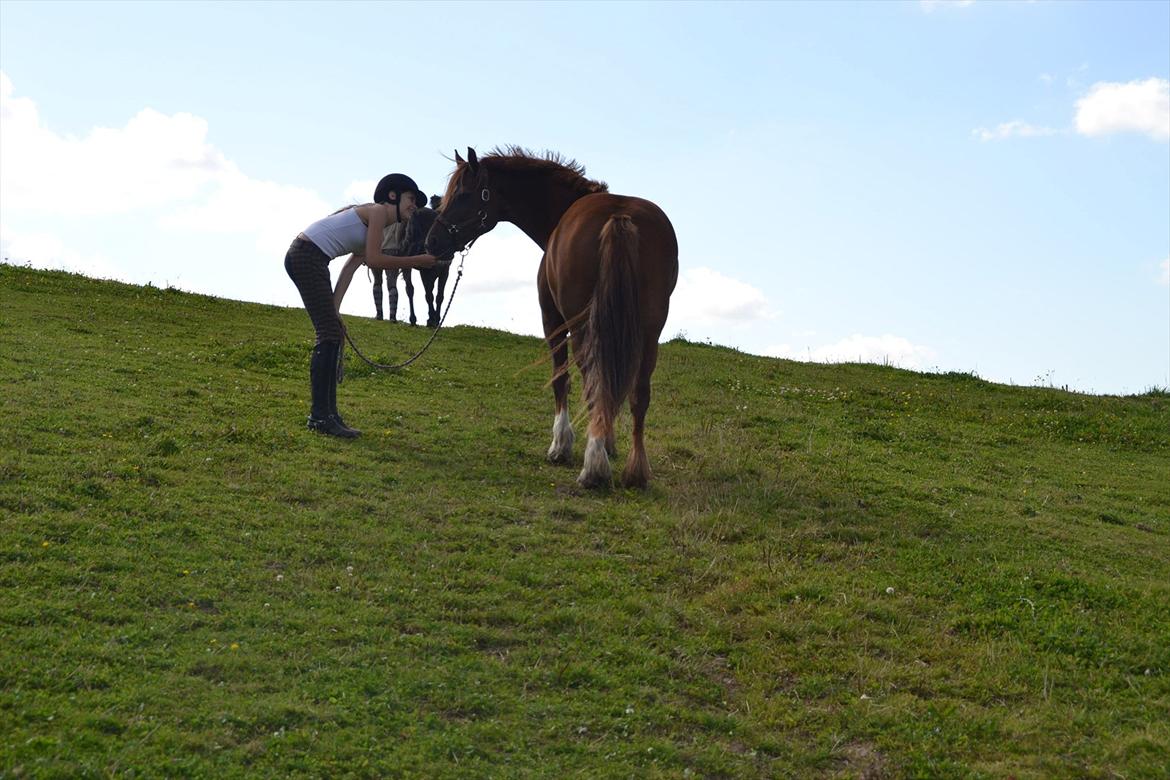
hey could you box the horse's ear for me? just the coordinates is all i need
[454,149,465,164]
[467,147,479,174]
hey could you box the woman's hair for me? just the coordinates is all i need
[329,203,368,216]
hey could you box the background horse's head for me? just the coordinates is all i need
[425,148,500,257]
[403,207,438,257]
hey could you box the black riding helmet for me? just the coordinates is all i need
[373,173,426,210]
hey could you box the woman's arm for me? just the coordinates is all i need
[364,253,439,271]
[333,253,364,312]
[356,203,435,270]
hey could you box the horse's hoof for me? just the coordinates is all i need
[547,448,573,465]
[577,461,613,488]
[620,472,649,490]
[576,472,612,489]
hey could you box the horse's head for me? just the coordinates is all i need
[425,147,500,256]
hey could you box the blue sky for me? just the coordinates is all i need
[2,0,1167,394]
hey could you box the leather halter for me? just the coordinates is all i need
[433,186,491,251]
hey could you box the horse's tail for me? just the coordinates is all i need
[581,214,642,436]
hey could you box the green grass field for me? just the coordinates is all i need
[2,264,1168,778]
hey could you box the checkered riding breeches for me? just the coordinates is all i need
[284,237,343,344]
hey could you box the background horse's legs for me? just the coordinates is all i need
[387,270,399,322]
[403,270,417,326]
[431,267,449,328]
[622,341,659,489]
[423,273,437,328]
[540,266,574,464]
[372,268,384,320]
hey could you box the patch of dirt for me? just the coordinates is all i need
[836,742,887,779]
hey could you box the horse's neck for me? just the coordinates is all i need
[496,172,586,250]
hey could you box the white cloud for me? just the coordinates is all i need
[158,166,330,256]
[1074,78,1170,141]
[973,120,1059,142]
[457,230,541,295]
[765,334,937,369]
[343,180,376,204]
[1159,257,1169,286]
[1,72,229,215]
[920,0,975,11]
[1,222,123,281]
[669,267,775,324]
[1,71,333,260]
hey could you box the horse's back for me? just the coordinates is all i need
[544,194,678,325]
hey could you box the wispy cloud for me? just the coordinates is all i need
[1159,257,1169,286]
[974,76,1169,143]
[0,71,332,258]
[1074,78,1170,141]
[343,180,377,205]
[669,267,776,324]
[973,120,1060,142]
[920,0,975,12]
[0,223,122,281]
[766,334,937,369]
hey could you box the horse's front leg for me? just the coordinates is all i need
[372,268,384,320]
[423,275,438,329]
[431,269,448,328]
[539,264,574,464]
[403,270,417,326]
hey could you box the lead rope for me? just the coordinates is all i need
[338,248,468,377]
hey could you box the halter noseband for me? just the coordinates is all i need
[434,187,492,251]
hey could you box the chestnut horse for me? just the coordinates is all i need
[425,147,678,488]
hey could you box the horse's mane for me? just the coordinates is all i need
[486,146,609,194]
[442,147,608,204]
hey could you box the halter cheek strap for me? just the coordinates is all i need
[434,187,492,250]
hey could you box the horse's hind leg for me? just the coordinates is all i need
[540,265,574,464]
[576,328,615,488]
[622,341,658,489]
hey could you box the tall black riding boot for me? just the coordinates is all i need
[307,341,359,438]
[326,342,361,437]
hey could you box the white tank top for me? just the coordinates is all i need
[302,208,369,259]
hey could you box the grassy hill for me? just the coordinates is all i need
[2,264,1168,778]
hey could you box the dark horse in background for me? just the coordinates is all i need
[370,250,415,324]
[371,203,450,328]
[402,206,450,328]
[426,147,678,489]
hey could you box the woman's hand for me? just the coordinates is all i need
[411,254,438,270]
